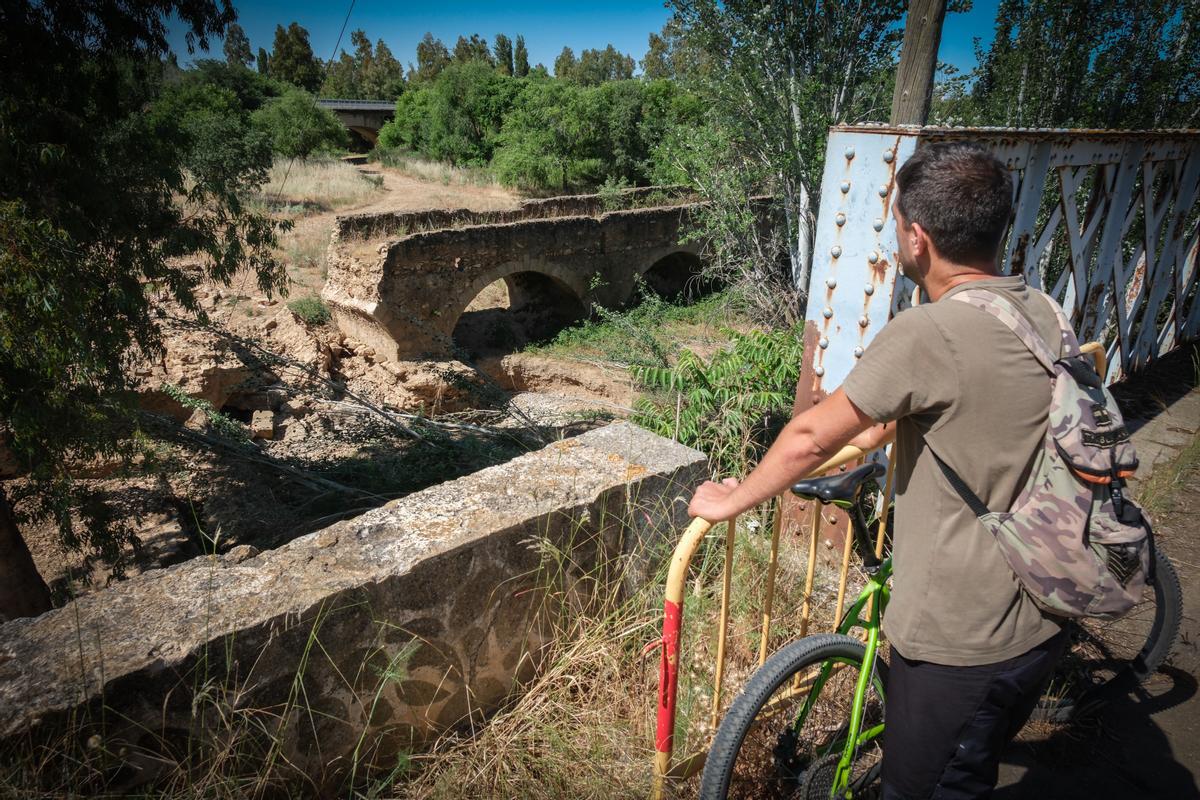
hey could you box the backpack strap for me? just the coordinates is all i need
[947,287,1077,372]
[930,449,992,517]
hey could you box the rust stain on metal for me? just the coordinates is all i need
[871,255,890,285]
[1010,233,1030,276]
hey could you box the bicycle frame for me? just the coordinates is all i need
[795,557,892,793]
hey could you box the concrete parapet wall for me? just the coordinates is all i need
[0,423,706,787]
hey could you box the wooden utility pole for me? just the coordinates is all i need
[891,0,948,125]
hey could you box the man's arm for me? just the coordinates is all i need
[688,388,877,522]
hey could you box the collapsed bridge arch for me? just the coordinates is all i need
[452,266,589,359]
[322,191,707,362]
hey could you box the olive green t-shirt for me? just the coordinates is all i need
[841,275,1065,666]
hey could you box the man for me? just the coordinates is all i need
[688,142,1067,799]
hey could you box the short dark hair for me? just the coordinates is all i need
[895,142,1013,265]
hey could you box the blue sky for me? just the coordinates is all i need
[171,0,1003,78]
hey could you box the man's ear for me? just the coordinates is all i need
[909,221,930,258]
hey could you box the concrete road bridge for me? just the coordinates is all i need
[315,99,394,146]
[322,188,708,361]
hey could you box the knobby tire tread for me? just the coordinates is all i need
[699,633,874,800]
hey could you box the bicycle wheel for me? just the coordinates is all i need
[700,633,887,800]
[1038,547,1183,720]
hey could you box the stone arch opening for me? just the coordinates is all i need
[452,271,587,360]
[641,251,709,302]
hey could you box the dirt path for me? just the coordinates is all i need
[996,375,1200,799]
[353,164,518,216]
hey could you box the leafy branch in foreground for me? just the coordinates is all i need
[632,327,802,476]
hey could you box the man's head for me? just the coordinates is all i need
[892,143,1013,289]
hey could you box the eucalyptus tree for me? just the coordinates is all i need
[660,0,907,313]
[0,0,286,619]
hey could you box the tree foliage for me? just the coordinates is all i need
[555,45,636,85]
[0,0,286,609]
[633,328,803,475]
[494,33,514,76]
[321,29,405,100]
[514,35,530,77]
[936,0,1198,129]
[268,21,322,92]
[453,33,494,66]
[253,88,348,161]
[412,32,451,83]
[656,0,906,310]
[223,22,253,67]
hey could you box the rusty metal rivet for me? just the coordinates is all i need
[868,251,879,264]
[814,366,825,377]
[864,284,875,296]
[818,336,829,349]
[854,346,864,358]
[831,245,842,258]
[822,306,833,319]
[882,149,895,163]
[835,212,846,227]
[845,147,855,160]
[826,277,837,289]
[859,316,869,328]
[878,185,889,197]
[827,514,839,524]
[873,218,884,232]
[840,180,851,193]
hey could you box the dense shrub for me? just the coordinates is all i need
[252,89,349,162]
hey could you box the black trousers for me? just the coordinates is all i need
[880,628,1069,800]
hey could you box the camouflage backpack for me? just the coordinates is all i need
[933,287,1155,619]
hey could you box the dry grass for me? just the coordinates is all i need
[259,157,384,213]
[375,151,501,189]
[397,503,848,799]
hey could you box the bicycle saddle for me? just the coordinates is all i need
[791,462,885,503]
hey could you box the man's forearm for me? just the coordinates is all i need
[720,416,837,516]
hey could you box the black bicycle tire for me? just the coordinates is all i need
[699,633,886,800]
[1038,547,1183,719]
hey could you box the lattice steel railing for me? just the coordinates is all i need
[808,126,1199,390]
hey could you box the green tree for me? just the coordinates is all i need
[641,19,700,80]
[257,46,271,75]
[422,61,519,164]
[574,44,635,85]
[322,30,404,100]
[514,34,530,77]
[0,1,286,619]
[186,58,282,111]
[492,80,594,190]
[253,88,349,161]
[223,22,254,67]
[659,0,906,306]
[413,32,451,83]
[379,85,435,151]
[554,46,578,80]
[955,0,1198,128]
[453,34,494,65]
[494,33,514,76]
[269,22,322,92]
[364,40,404,100]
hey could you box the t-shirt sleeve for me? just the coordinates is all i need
[841,307,957,423]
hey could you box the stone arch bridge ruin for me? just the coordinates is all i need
[322,188,706,361]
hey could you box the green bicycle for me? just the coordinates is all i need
[698,462,1182,800]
